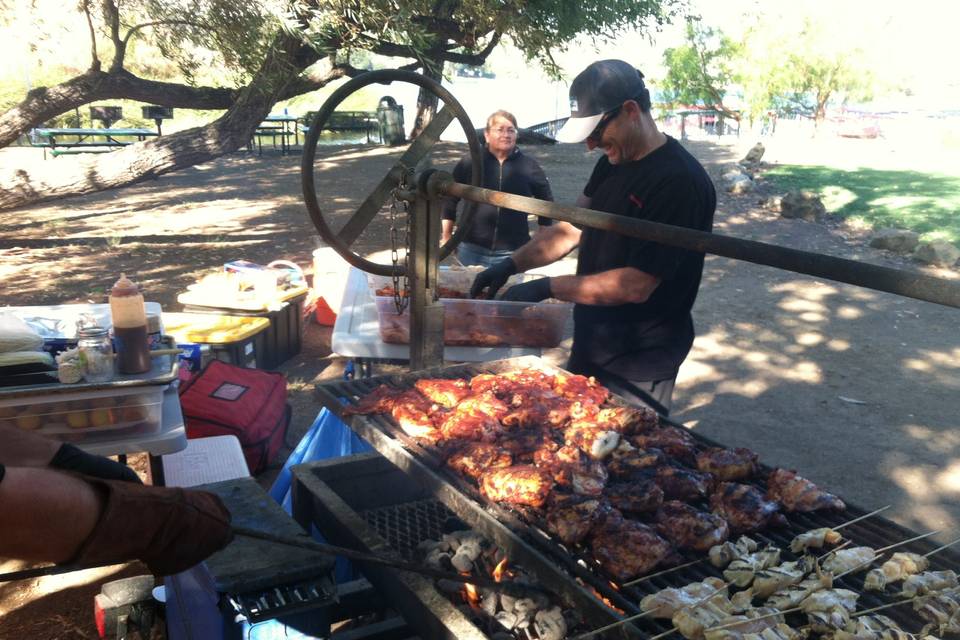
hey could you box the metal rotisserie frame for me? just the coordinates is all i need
[312,355,958,635]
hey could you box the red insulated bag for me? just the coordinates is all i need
[178,360,290,475]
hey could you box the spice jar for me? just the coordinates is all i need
[77,326,115,382]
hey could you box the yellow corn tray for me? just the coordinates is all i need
[162,313,270,345]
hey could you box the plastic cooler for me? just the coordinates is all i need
[0,385,165,444]
[162,312,269,369]
[368,271,572,348]
[177,285,308,370]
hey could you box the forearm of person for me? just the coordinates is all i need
[0,423,60,467]
[512,222,581,272]
[0,466,103,563]
[550,267,661,305]
[441,219,454,244]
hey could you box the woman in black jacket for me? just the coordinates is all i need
[441,110,554,266]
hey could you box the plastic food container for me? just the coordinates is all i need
[368,270,572,348]
[0,385,165,442]
[163,312,270,369]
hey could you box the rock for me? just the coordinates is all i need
[780,190,826,222]
[762,195,783,212]
[914,240,960,267]
[722,162,747,175]
[742,142,765,164]
[726,175,753,194]
[722,168,746,182]
[869,228,920,253]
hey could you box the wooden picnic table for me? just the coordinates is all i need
[253,114,299,155]
[32,127,159,159]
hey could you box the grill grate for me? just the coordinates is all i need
[361,499,457,560]
[318,357,958,634]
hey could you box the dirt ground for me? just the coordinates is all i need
[1,133,958,637]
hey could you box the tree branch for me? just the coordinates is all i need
[122,19,213,47]
[81,0,101,72]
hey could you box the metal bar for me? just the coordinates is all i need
[408,194,445,370]
[437,176,960,310]
[337,107,455,247]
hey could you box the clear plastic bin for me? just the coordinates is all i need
[368,269,572,348]
[0,385,165,442]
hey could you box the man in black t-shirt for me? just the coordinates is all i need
[470,60,716,414]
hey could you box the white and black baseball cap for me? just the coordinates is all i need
[556,60,648,143]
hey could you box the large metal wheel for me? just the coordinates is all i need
[301,69,483,277]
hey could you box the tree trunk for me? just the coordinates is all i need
[0,70,238,149]
[0,32,313,211]
[410,60,445,140]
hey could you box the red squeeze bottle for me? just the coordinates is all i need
[109,274,151,374]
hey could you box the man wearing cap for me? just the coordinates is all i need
[470,60,716,414]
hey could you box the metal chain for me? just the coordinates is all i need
[389,180,410,315]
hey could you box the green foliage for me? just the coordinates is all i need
[765,165,960,243]
[660,18,740,112]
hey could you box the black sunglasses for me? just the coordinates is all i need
[587,105,623,144]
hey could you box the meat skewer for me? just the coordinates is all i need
[789,504,890,553]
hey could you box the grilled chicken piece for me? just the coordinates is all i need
[673,597,737,640]
[801,588,859,633]
[480,465,554,508]
[439,410,501,442]
[631,426,699,465]
[342,384,407,415]
[552,372,610,405]
[653,464,713,501]
[752,556,817,599]
[723,546,783,587]
[767,574,833,610]
[607,442,666,478]
[502,390,573,429]
[901,570,959,598]
[606,478,664,513]
[563,425,620,460]
[590,514,675,582]
[455,391,509,420]
[711,482,783,534]
[864,552,930,591]
[468,373,513,396]
[914,586,960,636]
[696,447,759,482]
[414,378,470,408]
[534,443,581,469]
[767,468,845,512]
[388,390,442,440]
[533,444,607,494]
[498,429,557,460]
[544,496,603,545]
[740,623,808,640]
[501,368,555,389]
[791,527,843,554]
[640,576,728,618]
[444,442,512,480]
[709,535,760,568]
[833,614,905,640]
[822,547,877,575]
[704,608,785,640]
[655,501,730,551]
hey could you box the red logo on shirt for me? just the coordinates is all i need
[628,194,643,208]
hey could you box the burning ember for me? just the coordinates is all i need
[587,584,625,615]
[493,557,510,582]
[419,530,580,640]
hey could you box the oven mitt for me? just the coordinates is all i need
[50,443,142,484]
[469,257,517,299]
[71,476,233,576]
[500,277,553,302]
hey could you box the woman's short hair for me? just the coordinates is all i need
[486,110,518,130]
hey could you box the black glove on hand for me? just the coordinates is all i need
[51,443,142,484]
[500,277,553,302]
[469,257,517,299]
